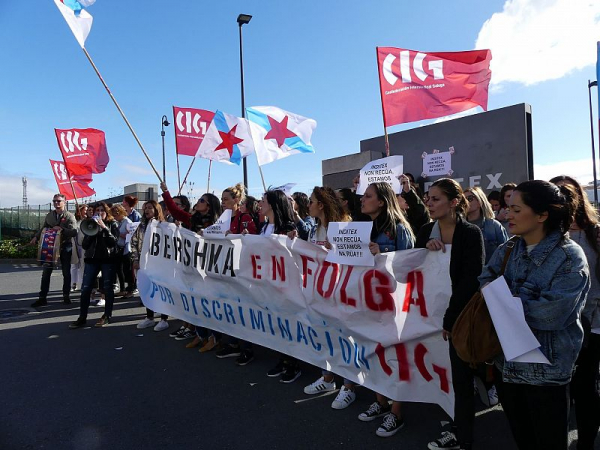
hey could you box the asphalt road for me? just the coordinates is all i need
[0,262,593,450]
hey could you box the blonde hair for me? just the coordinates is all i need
[465,186,495,220]
[110,204,127,218]
[224,182,246,204]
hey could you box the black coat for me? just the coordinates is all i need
[82,220,119,262]
[416,216,484,331]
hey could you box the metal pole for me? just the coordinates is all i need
[161,115,169,183]
[589,80,598,204]
[239,22,248,190]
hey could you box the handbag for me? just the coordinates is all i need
[452,236,518,367]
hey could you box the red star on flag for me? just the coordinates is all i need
[264,115,297,147]
[215,125,244,157]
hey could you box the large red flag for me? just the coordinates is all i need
[173,106,215,156]
[54,128,109,175]
[49,160,95,200]
[376,47,492,127]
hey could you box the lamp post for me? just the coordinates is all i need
[237,13,252,191]
[588,80,598,204]
[161,115,170,183]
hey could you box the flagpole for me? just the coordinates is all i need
[207,160,212,193]
[80,47,163,183]
[375,47,391,157]
[252,153,267,193]
[53,133,80,213]
[178,157,197,195]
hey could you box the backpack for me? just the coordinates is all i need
[452,236,518,367]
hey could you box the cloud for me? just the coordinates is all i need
[534,157,596,184]
[0,174,55,208]
[475,0,600,87]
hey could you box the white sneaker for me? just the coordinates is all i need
[331,386,356,410]
[304,376,336,395]
[488,385,499,406]
[154,320,169,332]
[96,299,105,307]
[137,318,155,329]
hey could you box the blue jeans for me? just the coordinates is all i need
[79,261,116,320]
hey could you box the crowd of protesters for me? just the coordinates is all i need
[30,173,599,450]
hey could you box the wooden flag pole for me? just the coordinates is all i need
[251,151,267,193]
[207,160,212,193]
[375,47,391,157]
[178,157,197,195]
[53,133,80,213]
[176,152,182,195]
[81,47,163,183]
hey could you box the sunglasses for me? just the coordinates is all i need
[95,208,105,212]
[52,199,63,203]
[198,198,206,203]
[465,195,476,202]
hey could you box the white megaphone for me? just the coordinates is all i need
[80,218,99,236]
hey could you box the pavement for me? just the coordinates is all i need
[0,262,594,450]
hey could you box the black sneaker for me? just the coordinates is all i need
[267,359,285,377]
[169,325,186,338]
[427,431,460,449]
[236,350,255,366]
[215,345,241,359]
[175,328,195,341]
[69,318,87,329]
[280,366,301,383]
[31,299,47,308]
[376,412,405,437]
[358,401,392,422]
[63,297,71,305]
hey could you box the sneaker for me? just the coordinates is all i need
[31,299,47,308]
[69,318,87,329]
[175,328,195,340]
[331,386,356,410]
[199,335,218,353]
[122,291,134,299]
[216,345,241,359]
[267,360,286,377]
[376,412,404,437]
[63,297,71,305]
[280,366,301,384]
[95,298,106,307]
[132,289,140,296]
[169,325,186,338]
[358,401,392,422]
[304,376,336,395]
[137,318,155,329]
[236,350,255,366]
[154,320,169,332]
[70,284,77,292]
[186,336,202,348]
[473,376,489,406]
[428,431,460,450]
[487,385,499,406]
[95,315,110,327]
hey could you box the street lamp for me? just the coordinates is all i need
[161,115,170,183]
[237,13,252,191]
[588,80,598,204]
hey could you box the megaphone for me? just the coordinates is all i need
[81,218,99,236]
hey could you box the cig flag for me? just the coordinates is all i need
[54,128,109,175]
[376,47,492,126]
[246,106,316,165]
[172,106,215,157]
[50,159,95,200]
[53,0,96,48]
[195,111,255,165]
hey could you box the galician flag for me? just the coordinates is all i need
[246,106,316,165]
[195,111,255,165]
[54,0,96,48]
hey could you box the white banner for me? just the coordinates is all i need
[138,221,454,416]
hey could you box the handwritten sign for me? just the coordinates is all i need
[125,221,141,245]
[326,222,374,266]
[356,155,403,195]
[203,209,232,238]
[422,151,452,177]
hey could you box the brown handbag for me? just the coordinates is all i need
[452,236,518,367]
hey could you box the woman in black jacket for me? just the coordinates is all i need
[70,201,120,329]
[416,179,484,450]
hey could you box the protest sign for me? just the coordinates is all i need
[356,155,403,195]
[203,209,232,239]
[138,221,455,416]
[125,221,140,245]
[422,150,452,178]
[326,222,374,267]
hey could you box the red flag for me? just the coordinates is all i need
[173,106,215,156]
[54,128,109,175]
[376,47,492,126]
[49,159,95,200]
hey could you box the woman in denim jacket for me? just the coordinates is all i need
[479,180,590,450]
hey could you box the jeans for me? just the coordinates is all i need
[495,368,570,450]
[79,261,116,320]
[39,247,72,301]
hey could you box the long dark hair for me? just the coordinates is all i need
[337,188,361,220]
[263,189,296,235]
[173,195,191,213]
[516,180,578,236]
[313,186,350,227]
[141,200,165,225]
[367,182,414,242]
[292,192,310,219]
[499,183,517,209]
[191,193,222,232]
[94,201,114,222]
[430,178,469,217]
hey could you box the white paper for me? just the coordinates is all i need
[422,151,452,177]
[203,209,232,239]
[272,183,296,197]
[125,221,141,245]
[356,155,403,195]
[482,277,550,364]
[326,222,374,266]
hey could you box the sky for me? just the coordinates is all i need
[0,0,599,207]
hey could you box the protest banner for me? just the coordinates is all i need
[356,155,403,195]
[137,221,455,416]
[326,222,374,267]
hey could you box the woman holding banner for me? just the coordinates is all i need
[354,182,415,437]
[415,178,484,450]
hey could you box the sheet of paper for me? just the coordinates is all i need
[356,155,403,195]
[482,276,550,364]
[125,221,140,245]
[422,151,452,177]
[326,222,374,267]
[203,209,232,239]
